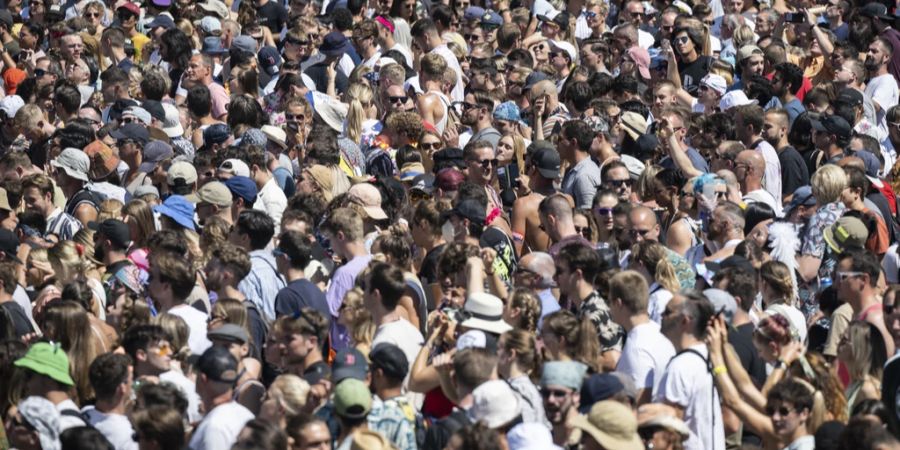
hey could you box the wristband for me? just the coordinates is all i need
[712,365,728,376]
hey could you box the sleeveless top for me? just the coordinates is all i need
[427,90,450,134]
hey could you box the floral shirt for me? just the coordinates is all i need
[576,291,625,353]
[368,395,418,450]
[798,202,846,317]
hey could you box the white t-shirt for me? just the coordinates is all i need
[882,243,899,284]
[655,344,725,450]
[647,284,674,324]
[188,401,254,450]
[743,189,783,218]
[254,178,288,235]
[754,140,783,207]
[82,407,138,450]
[616,321,675,395]
[168,304,212,356]
[865,73,900,121]
[372,319,424,377]
[57,399,87,431]
[160,369,202,423]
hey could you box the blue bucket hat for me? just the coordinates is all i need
[153,195,196,231]
[492,101,526,125]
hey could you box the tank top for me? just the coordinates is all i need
[427,90,450,134]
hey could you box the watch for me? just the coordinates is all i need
[774,359,787,369]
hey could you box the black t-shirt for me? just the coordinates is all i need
[304,63,349,95]
[274,279,330,323]
[677,55,713,96]
[244,300,267,361]
[257,1,289,35]
[1,301,34,339]
[423,409,471,450]
[778,146,810,198]
[303,360,332,385]
[731,323,767,388]
[479,227,517,282]
[418,244,446,287]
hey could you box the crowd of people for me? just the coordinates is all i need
[0,0,900,448]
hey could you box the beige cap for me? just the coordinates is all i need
[167,161,198,186]
[261,125,287,150]
[196,181,232,207]
[348,183,388,220]
[305,164,336,202]
[569,401,644,450]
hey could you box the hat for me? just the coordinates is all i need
[139,101,165,123]
[700,74,727,96]
[860,2,893,21]
[138,141,174,173]
[526,140,555,156]
[620,111,648,141]
[493,101,526,125]
[460,292,512,335]
[765,304,808,343]
[307,91,348,133]
[707,255,756,273]
[627,46,651,79]
[304,165,337,201]
[523,71,550,90]
[810,114,852,141]
[153,195,196,231]
[261,125,288,150]
[198,0,229,19]
[196,181,233,207]
[619,154,646,179]
[0,10,13,29]
[579,373,625,413]
[88,219,131,249]
[369,343,409,379]
[0,95,24,119]
[786,185,816,216]
[334,378,372,419]
[481,10,503,27]
[348,183,388,220]
[208,323,249,344]
[635,134,659,159]
[443,198,487,225]
[238,128,267,148]
[638,415,690,439]
[456,329,489,351]
[151,0,172,7]
[160,103,185,139]
[15,342,74,385]
[400,162,426,181]
[17,396,61,450]
[350,430,394,450]
[538,9,569,28]
[196,345,239,383]
[548,39,578,63]
[117,2,140,16]
[218,159,251,178]
[507,423,562,450]
[320,31,354,57]
[258,47,283,77]
[203,123,232,147]
[224,176,258,205]
[110,123,150,145]
[836,88,864,107]
[718,90,758,111]
[569,401,644,450]
[463,6,486,21]
[133,185,160,199]
[201,36,228,55]
[703,288,737,325]
[435,168,466,192]
[333,347,369,382]
[823,216,868,254]
[737,45,763,62]
[410,173,435,194]
[541,360,587,390]
[50,148,91,182]
[469,380,522,428]
[0,229,21,263]
[168,161,198,186]
[231,35,257,54]
[122,106,152,126]
[532,147,561,179]
[197,16,221,34]
[148,14,176,30]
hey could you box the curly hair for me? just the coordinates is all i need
[385,111,425,142]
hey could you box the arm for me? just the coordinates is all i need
[599,350,620,372]
[397,294,420,330]
[806,9,834,56]
[760,342,804,398]
[408,324,443,393]
[417,94,438,126]
[796,255,822,283]
[664,41,682,90]
[721,342,768,411]
[510,198,529,256]
[74,204,99,227]
[658,120,702,178]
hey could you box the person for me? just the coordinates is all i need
[839,320,888,415]
[365,262,424,378]
[571,401,644,450]
[513,252,560,324]
[82,353,136,450]
[148,251,211,355]
[541,360,588,447]
[189,346,255,450]
[271,308,331,384]
[323,207,374,351]
[367,343,418,450]
[332,378,375,449]
[22,173,81,241]
[835,250,896,356]
[497,329,548,427]
[232,210,286,323]
[540,194,592,256]
[864,37,899,123]
[14,341,87,430]
[422,348,495,449]
[559,120,603,210]
[511,143,560,254]
[273,230,328,320]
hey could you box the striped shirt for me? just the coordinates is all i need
[46,208,82,241]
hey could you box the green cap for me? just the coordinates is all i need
[334,378,372,419]
[14,342,75,386]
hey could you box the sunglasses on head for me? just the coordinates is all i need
[286,36,309,46]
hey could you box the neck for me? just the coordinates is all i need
[420,235,444,252]
[781,91,796,103]
[674,334,701,352]
[217,285,245,301]
[284,267,306,283]
[204,390,233,412]
[826,145,844,158]
[776,137,790,150]
[377,385,403,400]
[110,47,127,63]
[622,312,650,332]
[303,350,323,370]
[255,170,272,189]
[787,427,810,446]
[552,408,579,446]
[573,283,594,306]
[744,178,763,193]
[44,390,71,405]
[363,46,378,59]
[681,50,698,63]
[474,119,493,132]
[105,251,127,266]
[733,308,750,326]
[852,292,876,314]
[94,397,127,415]
[573,149,589,164]
[507,363,526,379]
[375,307,401,326]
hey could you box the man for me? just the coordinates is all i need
[548,40,575,89]
[771,62,806,125]
[541,361,587,448]
[695,202,746,267]
[840,166,889,257]
[100,27,135,73]
[601,160,633,202]
[0,261,32,339]
[559,120,602,210]
[185,54,228,120]
[463,140,502,210]
[710,264,768,387]
[461,92,501,149]
[230,210,285,323]
[375,16,413,67]
[22,173,81,240]
[353,20,381,69]
[332,379,375,449]
[58,34,84,69]
[274,230,329,320]
[608,270,675,405]
[835,58,878,125]
[90,219,135,288]
[513,252,560,324]
[734,46,766,91]
[810,114,853,170]
[115,2,149,61]
[539,194,591,256]
[556,243,624,370]
[734,105,782,207]
[223,176,258,222]
[368,344,417,450]
[423,348,495,449]
[204,244,267,359]
[148,251,211,355]
[766,380,816,449]
[366,262,424,376]
[672,27,712,95]
[735,150,782,216]
[530,79,570,139]
[189,346,255,450]
[195,181,234,226]
[511,144,559,254]
[13,342,86,430]
[864,37,899,123]
[657,107,709,175]
[763,109,809,203]
[626,205,660,246]
[246,145,287,234]
[654,290,724,450]
[416,54,450,133]
[255,0,288,36]
[410,18,464,102]
[304,32,353,94]
[100,67,140,123]
[50,148,101,226]
[83,353,135,450]
[272,308,332,384]
[322,208,373,351]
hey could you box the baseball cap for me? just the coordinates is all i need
[700,74,727,96]
[0,229,22,264]
[320,31,353,58]
[400,162,426,181]
[203,123,232,147]
[334,379,372,419]
[201,36,228,55]
[860,2,893,20]
[523,71,550,90]
[134,185,160,199]
[50,148,91,183]
[138,141,174,173]
[703,288,737,325]
[153,195,196,231]
[16,396,60,450]
[548,39,578,63]
[110,123,150,145]
[0,95,24,119]
[208,323,249,344]
[785,185,816,216]
[737,45,763,62]
[537,9,569,28]
[196,345,239,383]
[442,198,486,225]
[469,380,522,429]
[224,176,258,205]
[231,35,257,54]
[480,10,503,27]
[463,6,486,21]
[197,0,229,19]
[620,111,648,141]
[141,100,166,123]
[493,101,526,125]
[369,343,409,380]
[532,148,561,179]
[718,90,758,111]
[15,342,75,386]
[88,219,132,249]
[333,347,368,382]
[117,2,140,16]
[122,106,152,126]
[579,373,625,413]
[196,181,232,207]
[569,401,644,450]
[258,47,283,77]
[823,216,868,254]
[810,114,852,141]
[161,103,184,139]
[147,14,176,31]
[167,161,198,186]
[218,159,251,178]
[638,415,691,440]
[348,183,388,220]
[197,16,221,34]
[836,88,864,107]
[540,360,588,390]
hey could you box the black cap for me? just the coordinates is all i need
[141,100,166,122]
[0,229,22,264]
[835,88,864,107]
[109,123,150,145]
[526,139,555,156]
[196,346,239,383]
[88,219,132,250]
[810,114,852,140]
[860,2,893,21]
[707,255,756,273]
[369,343,409,380]
[532,148,561,180]
[332,347,368,382]
[442,199,487,225]
[203,123,232,146]
[579,373,624,414]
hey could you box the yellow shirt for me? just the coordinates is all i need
[129,33,151,64]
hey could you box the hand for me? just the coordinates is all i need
[656,118,675,141]
[326,61,337,81]
[480,247,497,273]
[802,8,817,25]
[442,122,459,147]
[533,96,546,121]
[704,315,727,358]
[778,341,804,366]
[662,39,676,61]
[432,350,456,374]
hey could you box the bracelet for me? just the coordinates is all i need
[712,365,728,376]
[774,359,787,369]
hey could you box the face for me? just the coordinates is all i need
[279,331,315,365]
[835,257,867,301]
[745,55,765,77]
[144,339,173,372]
[674,32,694,56]
[762,115,785,145]
[768,401,807,439]
[540,21,560,39]
[659,294,685,340]
[603,167,632,201]
[496,136,515,165]
[835,61,856,84]
[465,146,496,185]
[625,2,644,26]
[65,59,89,84]
[530,42,549,63]
[542,384,577,424]
[22,187,51,217]
[747,220,772,248]
[61,36,84,61]
[295,422,331,450]
[593,195,617,231]
[83,7,103,25]
[186,55,211,83]
[628,211,659,244]
[385,85,412,112]
[653,86,676,113]
[866,41,889,71]
[727,0,744,12]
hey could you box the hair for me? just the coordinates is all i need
[88,352,132,401]
[267,374,310,420]
[768,378,815,415]
[47,240,89,287]
[160,28,193,69]
[276,230,313,270]
[123,199,157,248]
[542,310,601,372]
[366,261,406,310]
[234,210,276,250]
[629,241,679,293]
[40,300,100,403]
[321,207,364,242]
[500,329,541,381]
[187,84,212,118]
[340,288,375,349]
[811,164,848,204]
[844,166,869,198]
[713,266,758,311]
[234,418,288,450]
[755,313,793,347]
[272,307,329,344]
[344,83,375,144]
[151,313,190,363]
[151,251,196,302]
[59,427,114,450]
[506,288,541,333]
[759,260,796,306]
[452,348,497,393]
[130,406,186,450]
[843,320,887,382]
[837,250,881,288]
[557,243,601,282]
[675,290,715,339]
[608,270,650,314]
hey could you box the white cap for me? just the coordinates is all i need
[468,380,522,428]
[700,74,728,96]
[718,90,758,111]
[765,304,808,344]
[218,158,251,177]
[549,39,578,63]
[122,106,152,126]
[0,95,24,119]
[161,103,184,138]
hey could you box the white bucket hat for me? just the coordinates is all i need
[460,292,513,335]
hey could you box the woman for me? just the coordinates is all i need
[40,300,102,404]
[629,241,678,323]
[259,374,310,429]
[759,260,798,309]
[337,288,375,356]
[17,24,46,67]
[123,198,158,254]
[82,1,106,44]
[374,226,426,333]
[838,321,887,416]
[345,83,380,151]
[208,297,258,356]
[540,310,599,373]
[592,189,619,249]
[131,406,186,450]
[418,130,444,174]
[502,288,542,334]
[45,240,106,316]
[496,133,525,170]
[230,64,260,98]
[637,415,689,450]
[497,330,548,427]
[105,291,150,335]
[573,209,599,247]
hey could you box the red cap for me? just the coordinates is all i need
[117,2,140,16]
[435,168,465,192]
[3,69,26,95]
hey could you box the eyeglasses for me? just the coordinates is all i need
[34,68,46,77]
[464,34,481,41]
[629,11,645,17]
[765,406,795,417]
[410,190,432,201]
[286,37,309,46]
[420,142,441,150]
[272,248,289,259]
[285,113,306,122]
[889,122,900,131]
[606,178,632,188]
[629,228,652,237]
[675,36,691,45]
[84,11,101,18]
[541,388,571,398]
[836,271,865,281]
[470,158,498,168]
[575,226,592,238]
[388,95,409,104]
[121,117,136,124]
[594,207,614,217]
[117,12,135,21]
[151,341,172,357]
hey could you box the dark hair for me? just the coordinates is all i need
[431,4,454,29]
[347,0,365,15]
[278,230,313,269]
[611,74,639,97]
[236,210,276,250]
[838,250,881,287]
[557,243,601,281]
[187,85,212,118]
[332,8,354,31]
[160,29,193,70]
[55,122,95,150]
[121,324,169,359]
[788,112,815,153]
[367,261,406,310]
[89,352,132,400]
[767,378,814,413]
[140,70,168,101]
[60,427,114,450]
[773,62,804,94]
[677,289,715,339]
[561,119,593,152]
[844,166,869,197]
[233,418,289,450]
[54,84,82,116]
[410,18,437,38]
[713,266,758,311]
[743,202,776,235]
[851,399,890,423]
[135,384,188,415]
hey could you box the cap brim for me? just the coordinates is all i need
[50,161,90,182]
[537,167,561,179]
[363,206,389,221]
[459,317,513,335]
[823,225,842,254]
[810,119,827,132]
[569,414,644,450]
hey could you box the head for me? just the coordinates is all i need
[626,205,660,245]
[767,379,815,440]
[660,290,715,346]
[554,244,600,298]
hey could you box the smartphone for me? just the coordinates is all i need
[784,12,805,23]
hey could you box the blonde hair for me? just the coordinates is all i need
[844,320,887,383]
[709,59,735,85]
[759,260,797,306]
[152,312,192,362]
[811,164,848,204]
[41,300,100,403]
[99,199,124,222]
[48,240,90,285]
[345,83,375,144]
[635,165,662,205]
[268,374,311,418]
[212,297,254,348]
[123,199,157,248]
[507,288,542,333]
[732,24,755,49]
[341,288,375,351]
[630,241,679,293]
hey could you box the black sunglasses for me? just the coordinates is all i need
[470,158,498,168]
[606,179,632,187]
[388,95,409,104]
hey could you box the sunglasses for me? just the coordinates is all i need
[410,190,432,201]
[389,95,409,104]
[584,10,598,19]
[117,12,135,21]
[285,113,306,122]
[675,36,691,45]
[765,406,795,417]
[575,226,592,238]
[420,142,441,150]
[629,228,652,237]
[464,33,481,41]
[34,68,46,77]
[836,271,865,281]
[84,11,101,18]
[470,158,498,168]
[286,37,309,46]
[594,207,614,216]
[606,179,632,188]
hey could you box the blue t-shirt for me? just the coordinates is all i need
[784,98,806,127]
[274,279,329,323]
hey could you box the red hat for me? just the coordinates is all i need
[117,2,140,16]
[3,68,26,96]
[435,168,466,192]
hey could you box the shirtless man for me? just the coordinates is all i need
[512,144,561,254]
[416,53,450,133]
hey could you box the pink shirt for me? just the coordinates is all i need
[208,82,229,120]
